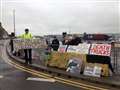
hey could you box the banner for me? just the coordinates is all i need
[90,44,111,56]
[67,44,90,54]
[13,38,47,51]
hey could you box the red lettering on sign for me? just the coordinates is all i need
[90,44,111,56]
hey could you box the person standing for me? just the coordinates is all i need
[20,28,33,64]
[10,32,15,53]
[51,36,59,51]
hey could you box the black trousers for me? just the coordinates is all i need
[52,46,59,51]
[10,39,14,53]
[24,49,32,64]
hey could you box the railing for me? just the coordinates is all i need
[112,43,120,74]
[10,39,120,75]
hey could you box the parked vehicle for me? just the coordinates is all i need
[83,34,110,41]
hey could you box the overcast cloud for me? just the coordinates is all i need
[0,0,119,36]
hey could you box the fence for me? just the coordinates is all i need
[112,43,120,74]
[9,39,120,75]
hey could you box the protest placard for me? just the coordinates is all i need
[90,44,111,56]
[76,44,90,54]
[13,38,47,51]
[114,43,120,48]
[67,44,90,54]
[58,45,67,53]
[67,46,77,53]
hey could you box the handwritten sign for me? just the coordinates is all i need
[90,44,111,56]
[114,43,120,48]
[67,46,77,53]
[67,44,90,54]
[13,38,47,51]
[76,44,90,54]
[84,64,102,77]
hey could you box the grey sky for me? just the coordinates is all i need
[0,0,119,36]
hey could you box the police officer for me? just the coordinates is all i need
[20,28,33,64]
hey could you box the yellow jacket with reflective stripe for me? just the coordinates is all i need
[20,33,33,39]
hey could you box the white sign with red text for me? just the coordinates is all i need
[90,44,111,56]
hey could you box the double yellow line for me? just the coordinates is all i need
[3,57,108,90]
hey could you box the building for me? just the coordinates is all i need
[0,22,8,39]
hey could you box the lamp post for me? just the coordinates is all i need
[13,9,16,36]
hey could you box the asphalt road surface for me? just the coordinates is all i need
[0,44,80,90]
[0,40,119,90]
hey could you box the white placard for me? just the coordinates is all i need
[84,66,94,76]
[13,38,47,51]
[67,46,77,53]
[84,65,102,77]
[90,44,111,56]
[76,44,90,54]
[67,44,90,54]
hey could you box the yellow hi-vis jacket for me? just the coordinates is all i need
[20,33,33,39]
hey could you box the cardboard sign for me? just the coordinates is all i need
[90,44,111,56]
[13,38,47,51]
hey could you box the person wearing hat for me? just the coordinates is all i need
[20,28,33,64]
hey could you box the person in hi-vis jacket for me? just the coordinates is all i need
[20,28,33,64]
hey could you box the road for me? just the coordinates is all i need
[0,40,119,90]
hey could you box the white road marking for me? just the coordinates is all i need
[27,77,56,83]
[0,75,3,78]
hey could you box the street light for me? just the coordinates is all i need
[13,9,16,36]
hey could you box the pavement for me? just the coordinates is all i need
[6,43,120,89]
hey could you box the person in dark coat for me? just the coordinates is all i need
[9,32,15,53]
[67,37,82,45]
[51,36,60,51]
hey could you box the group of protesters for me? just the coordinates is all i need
[47,33,82,52]
[10,28,115,75]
